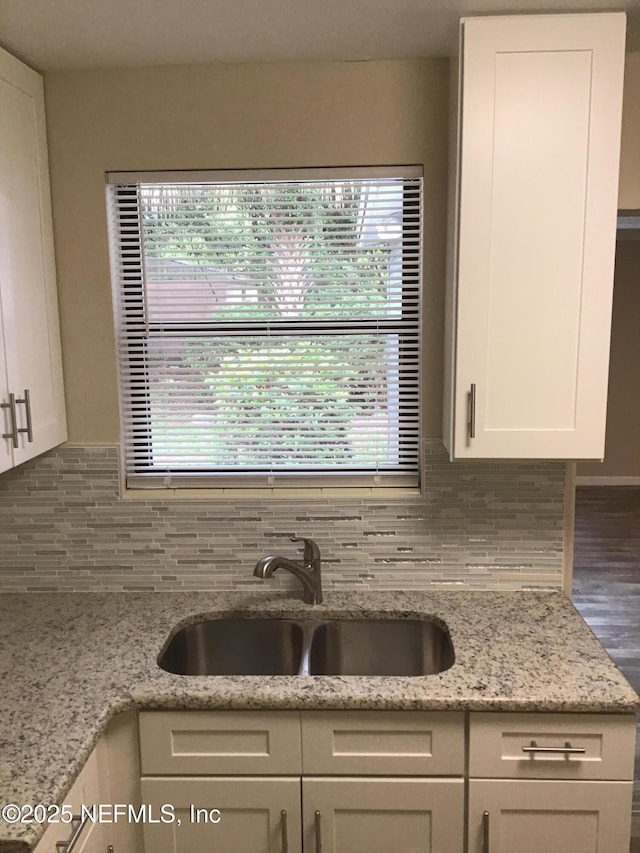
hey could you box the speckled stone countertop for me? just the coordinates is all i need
[0,590,638,851]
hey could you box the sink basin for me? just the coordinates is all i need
[158,617,454,677]
[308,619,454,676]
[159,618,304,675]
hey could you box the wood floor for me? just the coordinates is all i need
[571,486,640,849]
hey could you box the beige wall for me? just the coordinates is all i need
[578,238,640,479]
[44,53,640,449]
[44,59,449,443]
[619,53,640,210]
[580,50,640,478]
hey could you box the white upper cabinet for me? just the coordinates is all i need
[0,46,66,473]
[443,13,626,459]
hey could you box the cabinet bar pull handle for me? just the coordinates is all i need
[281,809,288,853]
[468,383,476,439]
[56,812,91,852]
[315,810,322,853]
[1,393,18,448]
[482,810,490,853]
[15,389,33,442]
[522,740,586,755]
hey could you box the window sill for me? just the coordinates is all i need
[121,485,423,501]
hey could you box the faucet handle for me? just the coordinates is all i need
[291,537,321,570]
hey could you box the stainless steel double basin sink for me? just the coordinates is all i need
[158,617,454,677]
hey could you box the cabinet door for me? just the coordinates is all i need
[0,46,66,468]
[104,710,145,853]
[446,14,625,459]
[33,739,111,853]
[73,819,107,853]
[468,779,633,853]
[34,810,107,853]
[302,777,464,853]
[142,776,302,853]
[0,303,10,473]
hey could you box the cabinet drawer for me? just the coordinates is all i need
[301,711,464,776]
[469,713,637,780]
[139,711,302,775]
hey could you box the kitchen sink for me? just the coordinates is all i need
[159,616,454,677]
[158,618,304,675]
[308,619,454,676]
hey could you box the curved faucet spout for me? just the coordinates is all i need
[253,539,323,605]
[253,555,304,580]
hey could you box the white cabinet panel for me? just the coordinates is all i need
[469,712,637,780]
[0,301,10,473]
[444,13,626,459]
[301,710,464,776]
[468,779,633,853]
[0,46,66,471]
[33,740,110,853]
[134,710,634,853]
[303,777,464,853]
[139,710,302,776]
[142,776,302,853]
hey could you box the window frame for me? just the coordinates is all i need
[107,167,423,490]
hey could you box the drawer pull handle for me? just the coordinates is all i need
[482,810,490,853]
[1,393,18,448]
[468,383,476,439]
[15,389,33,443]
[522,740,587,755]
[281,809,288,853]
[55,812,91,852]
[315,809,322,853]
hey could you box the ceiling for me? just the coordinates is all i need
[1,0,640,72]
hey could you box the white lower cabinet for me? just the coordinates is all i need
[138,710,466,853]
[468,779,633,853]
[140,776,463,853]
[33,737,109,853]
[468,712,636,853]
[33,712,142,853]
[54,709,633,853]
[25,708,638,852]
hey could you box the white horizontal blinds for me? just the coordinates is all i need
[108,171,422,487]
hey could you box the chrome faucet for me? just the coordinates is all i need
[253,537,323,604]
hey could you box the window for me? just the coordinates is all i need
[107,167,422,489]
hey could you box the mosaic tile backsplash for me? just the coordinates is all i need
[0,443,566,592]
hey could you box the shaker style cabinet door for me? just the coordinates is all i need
[468,779,633,853]
[0,46,66,473]
[302,777,464,853]
[444,14,626,459]
[32,740,111,853]
[141,777,302,853]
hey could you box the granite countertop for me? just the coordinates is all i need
[0,589,638,851]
